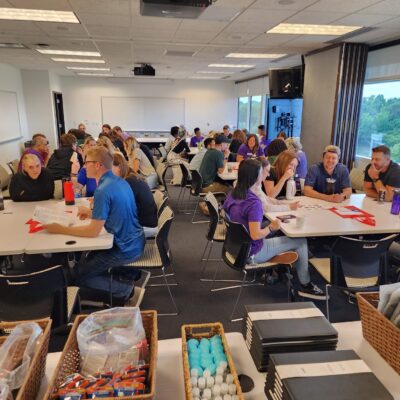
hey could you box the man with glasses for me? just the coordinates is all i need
[18,133,50,171]
[44,146,145,302]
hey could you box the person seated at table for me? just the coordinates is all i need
[258,125,271,152]
[125,136,158,189]
[190,127,204,147]
[10,154,54,202]
[364,145,400,202]
[18,133,50,171]
[264,150,299,199]
[265,138,287,163]
[254,159,300,214]
[113,125,130,141]
[304,145,352,203]
[99,124,127,160]
[199,134,231,195]
[47,133,82,180]
[229,129,246,160]
[43,146,145,301]
[223,159,325,300]
[236,134,265,162]
[112,153,158,238]
[277,131,287,140]
[167,125,191,186]
[285,137,308,179]
[222,124,232,139]
[190,137,215,171]
[77,137,98,197]
[97,135,116,155]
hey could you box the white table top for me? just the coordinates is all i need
[188,147,199,156]
[0,199,113,255]
[218,162,239,181]
[265,194,400,237]
[136,137,168,144]
[39,322,400,400]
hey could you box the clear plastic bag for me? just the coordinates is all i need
[0,381,12,400]
[77,307,147,375]
[0,322,42,391]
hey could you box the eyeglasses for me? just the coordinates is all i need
[84,160,100,165]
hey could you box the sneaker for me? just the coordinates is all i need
[298,282,326,300]
[126,286,146,307]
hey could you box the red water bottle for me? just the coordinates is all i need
[63,180,75,206]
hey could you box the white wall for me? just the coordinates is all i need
[21,70,58,149]
[0,63,28,170]
[60,77,237,135]
[235,76,269,97]
[301,46,341,166]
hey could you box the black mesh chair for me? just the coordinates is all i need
[0,265,80,328]
[214,219,298,321]
[176,162,192,212]
[309,234,398,320]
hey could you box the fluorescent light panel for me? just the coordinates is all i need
[208,63,254,68]
[52,58,105,63]
[67,66,110,71]
[267,23,362,35]
[0,42,26,48]
[0,8,79,23]
[77,73,113,77]
[37,49,100,56]
[226,53,286,59]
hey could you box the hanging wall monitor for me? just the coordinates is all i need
[269,67,303,99]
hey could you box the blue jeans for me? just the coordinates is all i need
[253,236,310,285]
[76,245,143,299]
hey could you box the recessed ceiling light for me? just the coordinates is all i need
[0,42,26,48]
[77,73,113,77]
[67,66,110,71]
[37,49,100,56]
[208,63,254,68]
[0,8,79,23]
[197,71,232,74]
[267,23,362,35]
[226,53,286,59]
[52,58,105,63]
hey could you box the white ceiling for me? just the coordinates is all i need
[0,0,399,81]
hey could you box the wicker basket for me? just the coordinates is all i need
[181,322,244,400]
[357,292,400,375]
[0,318,52,400]
[44,310,158,400]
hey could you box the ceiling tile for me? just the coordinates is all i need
[7,0,72,10]
[333,13,395,26]
[69,0,130,16]
[36,22,88,37]
[374,16,400,29]
[198,6,243,21]
[209,0,254,8]
[285,10,348,24]
[252,0,319,11]
[306,0,383,13]
[0,20,44,34]
[173,30,218,43]
[346,27,400,43]
[235,8,297,24]
[212,31,260,45]
[131,16,180,30]
[247,33,300,46]
[78,13,131,27]
[361,0,400,15]
[131,28,175,41]
[224,21,276,34]
[179,19,227,32]
[86,25,131,39]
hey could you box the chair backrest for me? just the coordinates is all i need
[7,159,19,175]
[0,165,10,189]
[222,218,252,271]
[190,169,203,196]
[156,162,169,193]
[153,189,168,218]
[349,167,365,193]
[205,192,220,241]
[0,265,68,327]
[156,206,174,267]
[330,234,398,286]
[179,162,191,188]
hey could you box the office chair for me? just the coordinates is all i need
[213,219,298,321]
[309,234,398,320]
[0,265,80,328]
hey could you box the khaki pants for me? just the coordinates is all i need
[202,181,231,195]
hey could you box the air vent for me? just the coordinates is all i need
[164,50,196,57]
[326,27,375,43]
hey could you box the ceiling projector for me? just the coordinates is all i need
[133,64,156,76]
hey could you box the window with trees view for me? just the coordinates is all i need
[356,81,400,163]
[238,97,249,131]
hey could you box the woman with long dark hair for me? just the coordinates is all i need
[236,134,265,162]
[223,159,325,300]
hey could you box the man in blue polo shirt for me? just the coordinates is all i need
[304,145,352,203]
[44,146,145,300]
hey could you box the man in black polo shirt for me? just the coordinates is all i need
[364,145,400,202]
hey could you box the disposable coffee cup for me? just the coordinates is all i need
[299,178,305,194]
[296,215,305,228]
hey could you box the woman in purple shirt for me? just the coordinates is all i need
[223,159,325,300]
[236,134,265,162]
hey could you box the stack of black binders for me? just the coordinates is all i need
[243,302,338,372]
[265,350,394,400]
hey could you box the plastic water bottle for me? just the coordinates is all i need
[0,187,4,211]
[286,176,296,200]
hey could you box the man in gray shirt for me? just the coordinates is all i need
[189,137,215,171]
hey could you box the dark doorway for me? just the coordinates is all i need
[53,92,65,143]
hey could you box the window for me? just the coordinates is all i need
[356,81,400,163]
[238,97,249,131]
[249,95,262,134]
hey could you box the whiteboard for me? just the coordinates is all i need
[0,90,22,144]
[101,96,185,131]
